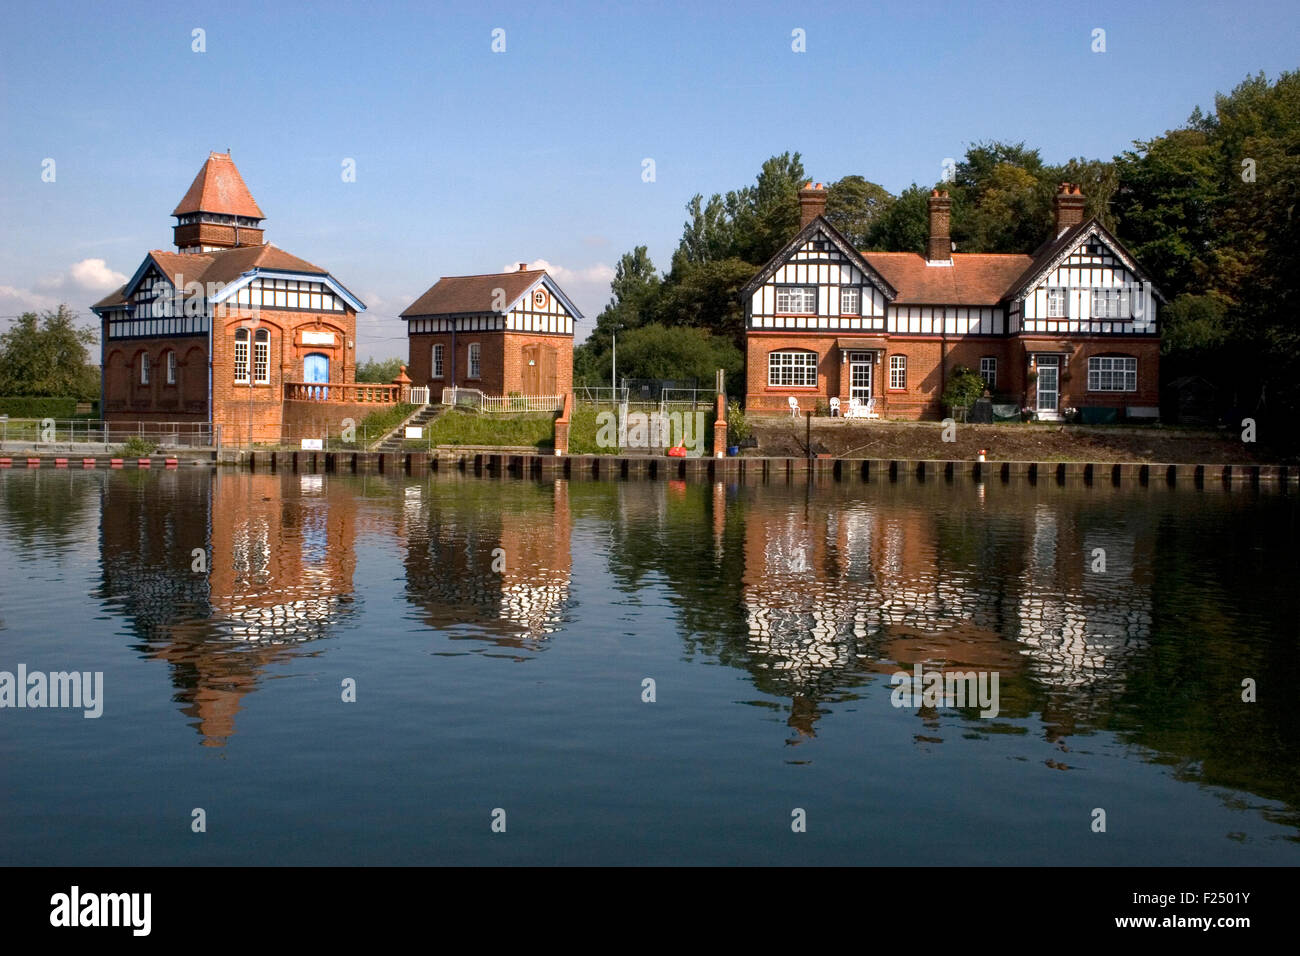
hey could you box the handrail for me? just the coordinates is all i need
[284,381,402,404]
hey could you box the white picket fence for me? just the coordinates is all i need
[440,387,564,413]
[408,386,430,405]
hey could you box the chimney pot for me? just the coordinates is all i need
[518,262,528,271]
[927,189,953,263]
[798,179,829,228]
[1053,184,1087,235]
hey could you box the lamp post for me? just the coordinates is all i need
[611,323,624,400]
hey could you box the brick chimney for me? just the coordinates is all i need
[1054,183,1086,236]
[798,181,827,228]
[927,189,952,263]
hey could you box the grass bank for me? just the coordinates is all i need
[750,418,1290,464]
[405,409,556,450]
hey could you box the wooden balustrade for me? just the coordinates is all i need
[284,381,402,404]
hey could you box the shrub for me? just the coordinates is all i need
[121,435,157,457]
[726,400,751,445]
[0,396,81,418]
[942,366,987,410]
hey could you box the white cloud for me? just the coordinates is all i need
[68,258,129,291]
[35,258,128,294]
[500,258,613,321]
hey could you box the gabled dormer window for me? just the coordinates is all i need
[776,287,816,314]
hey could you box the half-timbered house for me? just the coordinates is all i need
[401,265,579,398]
[742,182,1163,420]
[92,152,393,445]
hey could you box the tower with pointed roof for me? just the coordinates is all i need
[171,151,266,253]
[92,152,386,444]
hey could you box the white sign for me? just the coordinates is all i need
[404,426,423,439]
[301,438,324,450]
[302,331,335,346]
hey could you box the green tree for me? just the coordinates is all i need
[0,306,98,399]
[599,323,743,387]
[866,184,930,252]
[355,357,404,382]
[825,175,894,247]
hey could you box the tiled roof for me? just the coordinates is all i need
[93,244,333,312]
[862,252,1033,306]
[171,152,265,219]
[401,270,546,317]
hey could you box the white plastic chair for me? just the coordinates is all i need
[829,397,840,417]
[847,397,862,418]
[865,398,879,419]
[788,396,800,417]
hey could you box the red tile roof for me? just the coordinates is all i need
[171,152,265,219]
[93,244,331,311]
[862,252,1033,306]
[401,270,547,317]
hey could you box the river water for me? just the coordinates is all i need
[1,466,1296,864]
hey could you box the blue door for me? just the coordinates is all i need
[304,353,329,400]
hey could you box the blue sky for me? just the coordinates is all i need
[1,0,1297,360]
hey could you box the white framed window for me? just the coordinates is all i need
[166,350,177,385]
[234,328,249,383]
[889,354,906,389]
[432,343,444,378]
[468,342,481,379]
[840,286,860,315]
[254,329,270,384]
[140,353,150,385]
[1091,287,1130,319]
[767,350,817,387]
[1088,356,1137,391]
[1046,288,1066,318]
[979,357,997,389]
[775,286,817,314]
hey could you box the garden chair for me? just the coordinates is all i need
[829,397,840,417]
[788,396,800,417]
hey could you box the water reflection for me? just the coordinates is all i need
[3,466,1296,842]
[400,478,573,650]
[96,469,357,745]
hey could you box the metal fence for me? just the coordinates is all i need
[440,387,564,413]
[0,418,213,448]
[575,386,630,407]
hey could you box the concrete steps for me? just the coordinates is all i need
[372,404,441,452]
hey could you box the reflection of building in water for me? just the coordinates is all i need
[1014,503,1152,690]
[208,471,356,642]
[99,469,357,745]
[402,479,572,647]
[738,488,1156,735]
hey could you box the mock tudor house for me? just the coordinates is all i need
[92,152,391,445]
[401,265,579,398]
[742,181,1163,420]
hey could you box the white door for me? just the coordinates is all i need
[1036,360,1059,415]
[850,353,872,402]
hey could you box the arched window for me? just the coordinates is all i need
[767,350,817,387]
[234,328,250,383]
[166,350,177,385]
[140,353,150,385]
[254,328,270,384]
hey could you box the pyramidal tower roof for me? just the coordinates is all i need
[171,151,265,219]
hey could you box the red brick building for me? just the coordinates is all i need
[401,266,579,398]
[742,182,1164,420]
[92,152,391,445]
